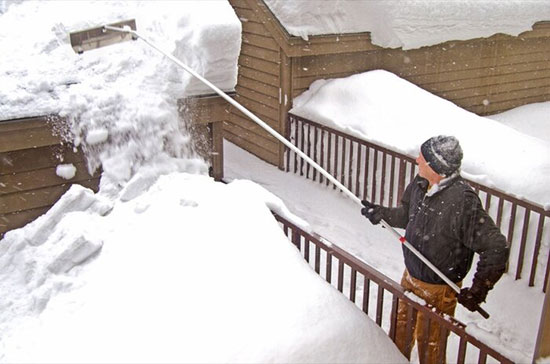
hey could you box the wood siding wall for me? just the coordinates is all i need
[0,116,100,238]
[228,0,550,169]
[226,0,286,167]
[292,22,550,115]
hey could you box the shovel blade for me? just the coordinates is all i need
[69,19,136,54]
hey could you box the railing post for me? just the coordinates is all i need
[534,277,550,362]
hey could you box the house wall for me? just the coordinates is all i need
[292,22,550,115]
[225,0,286,167]
[0,116,100,238]
[228,0,550,170]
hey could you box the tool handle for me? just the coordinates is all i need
[476,305,490,319]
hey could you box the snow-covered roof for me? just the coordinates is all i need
[264,0,550,50]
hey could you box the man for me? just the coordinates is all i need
[361,135,509,364]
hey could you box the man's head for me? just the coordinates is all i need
[418,135,463,179]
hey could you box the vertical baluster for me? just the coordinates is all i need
[326,252,332,283]
[312,125,318,182]
[496,198,505,228]
[305,123,311,179]
[380,152,387,206]
[299,120,305,176]
[457,336,468,364]
[347,141,354,192]
[340,137,346,187]
[334,135,340,190]
[315,244,321,274]
[338,260,344,292]
[356,144,363,198]
[389,154,396,207]
[320,129,325,184]
[376,285,384,326]
[529,215,546,287]
[304,237,310,262]
[404,305,417,360]
[389,295,399,341]
[328,132,333,186]
[350,268,357,302]
[507,203,518,255]
[363,146,370,200]
[371,150,378,203]
[516,208,531,280]
[363,277,371,314]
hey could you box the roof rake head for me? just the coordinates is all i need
[69,19,137,54]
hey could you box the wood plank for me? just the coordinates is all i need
[1,145,87,175]
[225,117,279,148]
[241,17,273,38]
[242,32,279,52]
[442,76,550,101]
[0,206,50,236]
[469,90,550,115]
[239,54,280,76]
[404,59,550,86]
[230,94,279,124]
[0,161,97,195]
[239,66,279,87]
[224,127,279,166]
[236,86,279,110]
[224,120,279,155]
[178,94,233,125]
[0,117,49,132]
[241,43,279,63]
[0,125,61,153]
[228,107,279,136]
[229,0,250,10]
[292,51,382,79]
[0,178,100,214]
[238,74,280,98]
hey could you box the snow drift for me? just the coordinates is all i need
[290,70,550,207]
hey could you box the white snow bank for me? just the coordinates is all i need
[290,70,550,207]
[264,0,550,49]
[0,173,406,363]
[488,101,550,142]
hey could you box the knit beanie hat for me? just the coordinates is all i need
[420,135,463,176]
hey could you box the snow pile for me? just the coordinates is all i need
[290,70,550,207]
[0,0,241,195]
[0,174,406,363]
[264,0,550,49]
[488,101,550,142]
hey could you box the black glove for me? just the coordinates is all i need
[457,285,488,312]
[361,200,383,225]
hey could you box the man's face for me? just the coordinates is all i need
[416,152,439,181]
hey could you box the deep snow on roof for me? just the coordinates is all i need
[264,0,550,49]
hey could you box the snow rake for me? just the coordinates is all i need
[69,20,490,319]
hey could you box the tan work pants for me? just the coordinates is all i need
[395,270,459,364]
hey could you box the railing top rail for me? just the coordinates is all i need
[288,113,550,216]
[274,212,514,364]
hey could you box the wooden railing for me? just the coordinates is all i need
[286,113,550,293]
[274,213,514,364]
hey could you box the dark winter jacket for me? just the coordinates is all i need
[381,174,509,289]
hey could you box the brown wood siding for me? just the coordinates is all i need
[0,117,100,238]
[227,0,283,166]
[288,26,550,115]
[382,30,550,115]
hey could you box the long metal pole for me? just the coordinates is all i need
[104,25,488,318]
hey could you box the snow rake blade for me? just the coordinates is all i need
[69,19,137,54]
